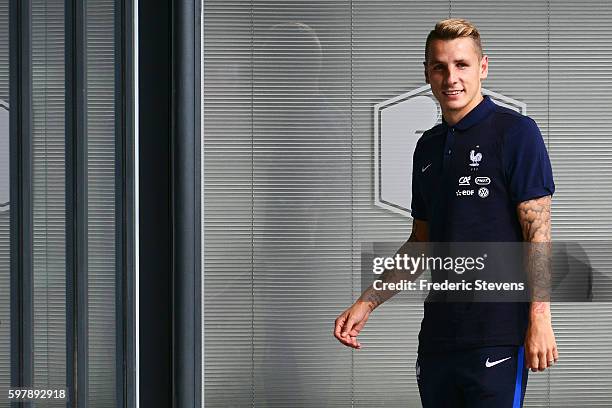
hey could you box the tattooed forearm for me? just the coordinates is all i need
[526,241,552,302]
[359,219,429,311]
[517,195,551,242]
[517,196,552,311]
[531,301,548,315]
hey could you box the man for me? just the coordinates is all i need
[334,19,558,407]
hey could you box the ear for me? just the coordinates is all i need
[480,55,489,80]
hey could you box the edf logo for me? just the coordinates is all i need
[373,85,526,218]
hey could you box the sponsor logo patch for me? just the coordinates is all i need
[478,187,489,198]
[475,176,491,186]
[456,189,474,197]
[458,176,471,186]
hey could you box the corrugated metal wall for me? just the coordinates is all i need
[202,1,612,406]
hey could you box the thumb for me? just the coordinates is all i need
[341,316,356,336]
[351,318,367,334]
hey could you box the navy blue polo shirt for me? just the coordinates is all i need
[410,95,555,353]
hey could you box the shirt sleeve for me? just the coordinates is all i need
[410,140,428,220]
[503,117,555,204]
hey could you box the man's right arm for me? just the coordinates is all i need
[333,218,429,349]
[358,218,429,312]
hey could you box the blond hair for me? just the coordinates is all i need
[424,19,483,63]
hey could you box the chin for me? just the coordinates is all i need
[441,100,467,111]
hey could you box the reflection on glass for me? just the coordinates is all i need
[0,1,9,404]
[202,4,353,405]
[86,0,116,404]
[253,20,352,405]
[0,0,9,403]
[0,100,9,406]
[31,0,66,404]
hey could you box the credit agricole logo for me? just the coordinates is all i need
[373,85,526,218]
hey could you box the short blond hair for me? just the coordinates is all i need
[424,19,483,63]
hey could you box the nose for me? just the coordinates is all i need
[444,67,458,85]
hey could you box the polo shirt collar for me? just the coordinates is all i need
[441,94,495,131]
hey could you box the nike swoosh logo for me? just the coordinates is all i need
[485,356,512,368]
[421,163,432,173]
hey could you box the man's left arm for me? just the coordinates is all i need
[517,194,559,372]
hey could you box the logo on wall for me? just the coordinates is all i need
[374,86,526,218]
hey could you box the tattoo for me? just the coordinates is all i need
[532,301,548,314]
[517,196,552,304]
[362,291,385,312]
[360,220,427,311]
[517,195,551,242]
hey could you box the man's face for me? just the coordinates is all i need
[424,38,488,120]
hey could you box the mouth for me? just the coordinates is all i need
[443,89,464,96]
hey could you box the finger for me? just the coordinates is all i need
[352,317,368,334]
[523,348,530,369]
[546,349,554,368]
[334,315,346,339]
[340,329,355,346]
[341,317,356,337]
[553,347,559,362]
[334,318,354,347]
[531,355,540,372]
[527,352,539,372]
[337,333,354,348]
[342,334,356,349]
[335,330,353,346]
[340,332,355,348]
[348,327,361,337]
[538,352,547,371]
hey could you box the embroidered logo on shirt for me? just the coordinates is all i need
[421,163,432,173]
[478,187,490,198]
[456,189,474,197]
[469,149,482,167]
[475,176,491,185]
[458,176,471,186]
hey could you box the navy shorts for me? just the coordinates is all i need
[416,346,528,408]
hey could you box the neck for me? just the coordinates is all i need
[442,93,484,127]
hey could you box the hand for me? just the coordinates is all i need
[333,301,372,349]
[524,314,559,372]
